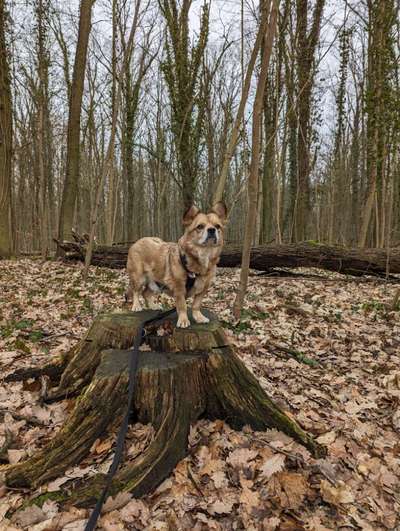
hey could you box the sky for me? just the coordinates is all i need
[10,0,350,153]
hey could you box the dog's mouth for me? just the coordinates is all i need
[203,234,218,245]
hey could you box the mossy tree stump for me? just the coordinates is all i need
[4,310,325,507]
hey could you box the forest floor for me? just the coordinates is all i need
[0,259,400,531]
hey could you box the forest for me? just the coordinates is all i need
[0,0,399,255]
[1,1,400,530]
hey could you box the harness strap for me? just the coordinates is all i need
[179,253,197,292]
[84,308,177,531]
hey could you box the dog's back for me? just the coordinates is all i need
[127,237,173,280]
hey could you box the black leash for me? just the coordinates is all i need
[84,308,177,531]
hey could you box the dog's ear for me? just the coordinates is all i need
[183,205,200,226]
[211,202,227,223]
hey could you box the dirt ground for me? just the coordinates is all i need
[0,258,399,530]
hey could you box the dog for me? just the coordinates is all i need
[126,202,227,328]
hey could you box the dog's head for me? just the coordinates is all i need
[182,202,227,247]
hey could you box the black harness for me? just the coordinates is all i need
[179,252,197,293]
[153,253,197,294]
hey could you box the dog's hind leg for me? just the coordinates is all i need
[143,287,162,310]
[128,260,145,312]
[131,287,144,312]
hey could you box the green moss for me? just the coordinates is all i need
[6,490,69,518]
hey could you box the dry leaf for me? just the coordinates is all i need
[30,519,55,531]
[259,453,286,480]
[62,518,88,530]
[320,480,354,505]
[262,516,280,531]
[392,409,400,430]
[46,475,71,492]
[240,478,260,509]
[12,505,46,528]
[268,472,308,509]
[92,437,114,455]
[119,499,149,524]
[0,502,11,522]
[102,491,132,513]
[7,449,26,464]
[227,448,258,468]
[208,499,234,515]
[316,431,336,445]
[98,511,126,530]
[50,507,87,529]
[211,470,228,489]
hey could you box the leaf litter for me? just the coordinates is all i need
[0,259,399,529]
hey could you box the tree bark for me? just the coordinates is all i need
[0,0,12,258]
[5,310,324,504]
[57,0,95,244]
[293,0,325,242]
[56,237,400,277]
[233,0,278,318]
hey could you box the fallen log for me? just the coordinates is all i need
[56,238,400,277]
[4,309,325,508]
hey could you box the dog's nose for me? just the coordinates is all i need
[207,227,216,235]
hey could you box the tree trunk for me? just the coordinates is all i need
[5,310,324,506]
[159,0,209,211]
[58,0,95,244]
[83,0,141,278]
[233,0,278,318]
[56,237,400,277]
[293,0,325,242]
[36,0,51,258]
[0,0,12,258]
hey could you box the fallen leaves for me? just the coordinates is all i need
[268,472,309,509]
[320,479,355,505]
[1,260,400,529]
[259,453,286,480]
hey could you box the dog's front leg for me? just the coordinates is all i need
[175,289,190,328]
[192,291,209,324]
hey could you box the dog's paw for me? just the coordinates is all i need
[131,303,142,312]
[193,312,209,324]
[177,315,190,328]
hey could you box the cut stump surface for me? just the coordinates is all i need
[4,310,326,507]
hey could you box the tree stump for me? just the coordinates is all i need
[4,310,325,507]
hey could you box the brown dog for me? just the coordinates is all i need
[126,202,226,328]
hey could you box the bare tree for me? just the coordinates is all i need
[233,0,278,318]
[213,3,272,205]
[58,0,96,244]
[0,0,12,258]
[292,0,325,242]
[158,0,209,210]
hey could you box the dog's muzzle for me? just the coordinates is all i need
[206,227,217,244]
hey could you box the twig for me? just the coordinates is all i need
[267,341,319,367]
[187,463,204,496]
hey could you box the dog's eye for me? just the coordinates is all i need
[215,224,221,230]
[196,224,205,230]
